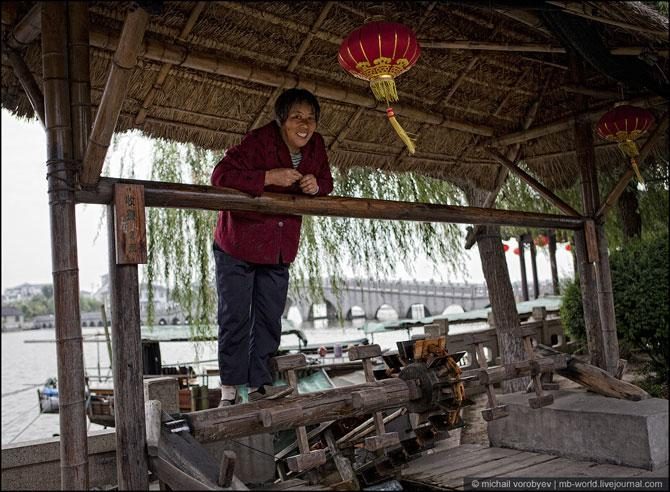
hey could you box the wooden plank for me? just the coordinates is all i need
[272,353,307,372]
[114,184,147,264]
[439,451,549,488]
[406,446,516,480]
[401,444,485,478]
[149,455,222,490]
[498,456,597,477]
[348,344,382,360]
[477,453,560,478]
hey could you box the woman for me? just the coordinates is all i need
[211,88,333,405]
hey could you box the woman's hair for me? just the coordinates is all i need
[274,88,320,125]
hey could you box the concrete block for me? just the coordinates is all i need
[488,389,669,470]
[143,376,179,415]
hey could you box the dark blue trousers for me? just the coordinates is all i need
[213,243,289,388]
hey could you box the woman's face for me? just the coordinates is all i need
[280,101,317,153]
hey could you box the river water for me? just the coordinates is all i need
[1,318,487,446]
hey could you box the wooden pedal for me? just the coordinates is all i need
[364,432,400,452]
[528,394,554,409]
[286,449,327,472]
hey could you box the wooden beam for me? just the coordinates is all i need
[420,40,668,56]
[5,47,45,127]
[40,3,89,489]
[546,1,668,39]
[75,177,585,230]
[134,2,207,126]
[248,2,334,131]
[561,84,621,99]
[81,6,149,187]
[483,148,581,217]
[88,29,496,137]
[328,107,365,152]
[485,95,666,147]
[596,112,669,219]
[5,4,40,49]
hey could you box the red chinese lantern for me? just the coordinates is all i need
[513,247,520,255]
[534,235,548,247]
[565,244,572,252]
[503,244,510,252]
[338,21,420,153]
[596,105,655,183]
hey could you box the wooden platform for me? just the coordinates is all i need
[401,444,668,490]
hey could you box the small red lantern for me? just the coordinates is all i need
[513,247,520,255]
[534,235,548,247]
[338,21,420,153]
[565,244,572,252]
[503,244,510,252]
[596,105,655,183]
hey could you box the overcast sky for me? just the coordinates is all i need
[1,109,575,294]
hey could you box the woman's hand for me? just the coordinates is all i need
[265,168,302,187]
[299,174,319,195]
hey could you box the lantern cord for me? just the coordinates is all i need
[630,157,644,184]
[386,107,416,154]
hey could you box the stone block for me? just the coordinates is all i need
[143,376,179,415]
[488,389,668,470]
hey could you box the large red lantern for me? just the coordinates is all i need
[596,105,655,183]
[338,21,420,153]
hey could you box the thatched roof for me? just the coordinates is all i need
[2,1,668,192]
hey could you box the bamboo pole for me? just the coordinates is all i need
[484,148,581,217]
[87,29,495,137]
[40,3,88,489]
[571,55,619,375]
[5,4,40,49]
[546,1,668,39]
[81,6,149,187]
[419,40,667,56]
[529,238,539,299]
[485,95,666,148]
[548,231,560,295]
[249,1,334,131]
[134,2,206,126]
[518,236,529,302]
[596,112,669,219]
[5,47,45,127]
[75,177,585,230]
[107,205,149,490]
[68,1,91,167]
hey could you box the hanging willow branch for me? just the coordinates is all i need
[141,139,469,338]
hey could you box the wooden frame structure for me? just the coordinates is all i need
[2,2,667,489]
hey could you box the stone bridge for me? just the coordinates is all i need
[286,278,491,321]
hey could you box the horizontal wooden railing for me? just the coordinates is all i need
[75,177,585,230]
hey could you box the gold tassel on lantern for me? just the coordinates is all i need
[386,107,415,154]
[370,74,399,102]
[617,139,645,183]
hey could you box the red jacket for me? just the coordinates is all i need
[211,121,334,264]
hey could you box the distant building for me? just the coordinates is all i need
[32,314,55,329]
[93,274,177,322]
[2,283,50,303]
[1,306,24,331]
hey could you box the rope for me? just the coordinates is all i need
[227,437,277,460]
[2,384,43,398]
[8,410,42,444]
[3,404,39,428]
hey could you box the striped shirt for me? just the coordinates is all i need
[290,152,302,169]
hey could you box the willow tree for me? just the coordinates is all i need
[143,139,467,337]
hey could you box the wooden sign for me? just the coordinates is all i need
[114,184,147,264]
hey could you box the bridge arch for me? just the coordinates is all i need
[442,304,466,315]
[405,303,431,319]
[375,304,398,321]
[308,300,338,320]
[346,305,366,320]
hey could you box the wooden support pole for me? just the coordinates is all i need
[40,3,89,489]
[518,236,529,301]
[75,177,585,231]
[5,47,45,127]
[419,40,667,56]
[548,231,560,295]
[483,148,581,216]
[81,6,149,186]
[67,1,91,166]
[107,204,149,489]
[596,112,669,219]
[529,239,539,299]
[5,4,41,49]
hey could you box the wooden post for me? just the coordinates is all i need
[518,236,529,301]
[107,204,149,489]
[570,54,620,375]
[40,3,89,489]
[529,238,539,299]
[548,230,560,295]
